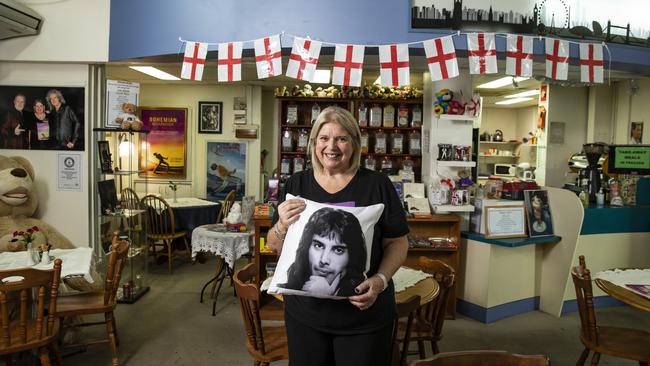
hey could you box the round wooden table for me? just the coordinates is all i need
[395,276,439,306]
[595,278,650,313]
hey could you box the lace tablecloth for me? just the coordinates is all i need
[191,224,252,269]
[167,197,220,208]
[0,248,95,284]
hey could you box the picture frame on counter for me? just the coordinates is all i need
[198,101,223,134]
[524,190,555,237]
[484,205,527,239]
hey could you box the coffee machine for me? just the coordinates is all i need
[582,143,607,202]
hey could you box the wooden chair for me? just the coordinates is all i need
[398,257,456,359]
[234,263,288,366]
[57,234,129,366]
[409,350,550,366]
[141,194,192,273]
[216,189,237,224]
[393,295,421,366]
[0,259,63,366]
[120,187,142,232]
[571,255,650,366]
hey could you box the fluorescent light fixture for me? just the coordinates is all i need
[505,89,540,98]
[129,66,180,80]
[312,69,331,84]
[495,97,534,105]
[477,77,528,89]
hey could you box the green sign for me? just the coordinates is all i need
[614,147,650,169]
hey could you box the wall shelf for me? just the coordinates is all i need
[434,204,475,213]
[479,141,521,145]
[436,114,478,122]
[437,161,476,168]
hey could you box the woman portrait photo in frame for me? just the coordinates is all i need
[198,101,222,134]
[97,140,113,173]
[524,190,554,237]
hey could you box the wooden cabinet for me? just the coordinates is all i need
[253,216,284,320]
[405,214,460,318]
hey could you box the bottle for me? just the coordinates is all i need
[360,129,369,154]
[296,129,309,153]
[391,130,404,154]
[411,105,422,127]
[293,156,305,173]
[380,156,393,175]
[369,104,382,127]
[358,103,368,127]
[408,129,421,155]
[311,103,321,125]
[596,188,605,207]
[401,156,414,172]
[280,156,292,176]
[397,104,409,127]
[364,155,377,170]
[286,103,298,125]
[374,129,387,154]
[578,190,589,208]
[281,129,295,152]
[383,104,395,128]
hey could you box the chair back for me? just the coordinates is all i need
[393,295,421,366]
[417,257,455,339]
[233,263,266,354]
[409,350,550,366]
[121,187,142,231]
[216,190,237,224]
[571,255,599,345]
[0,259,62,352]
[104,233,130,306]
[141,195,178,236]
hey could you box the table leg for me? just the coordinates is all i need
[211,264,234,316]
[199,257,227,304]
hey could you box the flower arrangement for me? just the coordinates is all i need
[12,226,40,248]
[168,181,178,192]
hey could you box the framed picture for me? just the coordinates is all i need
[138,107,187,179]
[524,190,554,237]
[97,140,113,173]
[199,101,223,134]
[484,205,527,239]
[629,121,643,144]
[540,84,548,102]
[549,121,565,144]
[206,142,246,201]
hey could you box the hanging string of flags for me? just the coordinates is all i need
[178,32,609,85]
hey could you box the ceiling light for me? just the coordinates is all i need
[477,77,528,89]
[129,66,180,80]
[495,97,534,105]
[312,69,331,84]
[505,89,540,98]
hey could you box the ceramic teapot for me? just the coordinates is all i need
[493,129,504,142]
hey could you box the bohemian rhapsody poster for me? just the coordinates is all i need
[139,107,187,179]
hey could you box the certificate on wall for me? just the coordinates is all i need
[57,153,82,191]
[105,80,139,128]
[139,107,187,179]
[485,205,527,239]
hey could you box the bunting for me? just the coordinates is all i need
[467,33,497,74]
[579,43,604,83]
[423,36,459,81]
[332,44,365,87]
[286,37,322,81]
[254,35,282,79]
[379,44,410,87]
[545,39,570,80]
[506,35,533,77]
[180,41,208,81]
[217,42,243,82]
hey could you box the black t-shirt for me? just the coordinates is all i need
[274,167,409,334]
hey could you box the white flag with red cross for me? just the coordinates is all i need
[423,36,459,81]
[181,41,208,81]
[545,38,569,80]
[217,42,243,82]
[379,44,410,86]
[467,33,497,74]
[254,35,282,79]
[506,35,533,77]
[332,44,365,87]
[579,43,604,83]
[286,37,322,81]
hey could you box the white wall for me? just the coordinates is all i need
[480,108,518,141]
[613,78,650,144]
[587,85,614,143]
[0,0,110,62]
[260,90,278,178]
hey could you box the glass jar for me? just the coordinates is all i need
[280,156,292,176]
[286,103,298,125]
[408,130,421,155]
[411,105,422,127]
[364,155,377,170]
[311,103,321,125]
[296,129,309,153]
[401,156,414,172]
[369,104,382,127]
[380,156,393,175]
[397,104,409,127]
[383,104,395,128]
[391,130,404,154]
[358,103,368,127]
[281,129,295,152]
[374,129,387,154]
[293,156,305,173]
[360,129,369,154]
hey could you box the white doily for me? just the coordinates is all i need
[191,225,251,269]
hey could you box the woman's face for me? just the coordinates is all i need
[309,233,349,285]
[48,93,61,108]
[315,122,353,174]
[34,102,45,114]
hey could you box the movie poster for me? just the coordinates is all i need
[139,107,187,179]
[206,142,246,201]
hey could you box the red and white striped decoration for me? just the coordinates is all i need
[467,33,497,74]
[332,44,365,87]
[423,36,459,81]
[379,44,410,86]
[286,37,322,81]
[181,41,208,81]
[545,39,569,80]
[506,35,533,77]
[217,42,243,82]
[579,43,604,83]
[254,35,282,79]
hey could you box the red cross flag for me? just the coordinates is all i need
[254,35,282,79]
[217,42,243,82]
[467,33,497,74]
[286,37,322,81]
[579,43,604,83]
[423,36,458,81]
[181,41,208,81]
[545,39,569,80]
[506,35,533,77]
[332,44,365,87]
[379,44,410,86]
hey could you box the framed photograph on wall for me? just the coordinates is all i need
[97,140,113,173]
[138,107,187,179]
[629,121,643,144]
[524,190,554,237]
[206,142,246,201]
[199,101,223,134]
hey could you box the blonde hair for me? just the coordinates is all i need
[308,106,361,175]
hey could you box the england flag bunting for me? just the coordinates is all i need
[545,39,569,80]
[423,36,459,81]
[332,44,365,87]
[217,42,243,82]
[286,37,322,81]
[467,33,497,74]
[579,43,604,83]
[181,41,208,81]
[254,35,282,79]
[505,35,533,77]
[379,44,410,87]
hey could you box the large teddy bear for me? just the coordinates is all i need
[0,155,75,252]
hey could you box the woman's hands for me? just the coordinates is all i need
[348,275,385,311]
[277,198,306,231]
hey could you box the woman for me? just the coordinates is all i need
[27,99,54,149]
[281,207,367,297]
[267,106,409,366]
[47,89,81,149]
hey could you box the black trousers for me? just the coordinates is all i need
[285,311,394,366]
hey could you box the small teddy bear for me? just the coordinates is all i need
[225,202,243,225]
[115,103,143,130]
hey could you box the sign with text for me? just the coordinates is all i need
[57,153,82,191]
[139,107,187,179]
[613,146,650,170]
[105,80,139,128]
